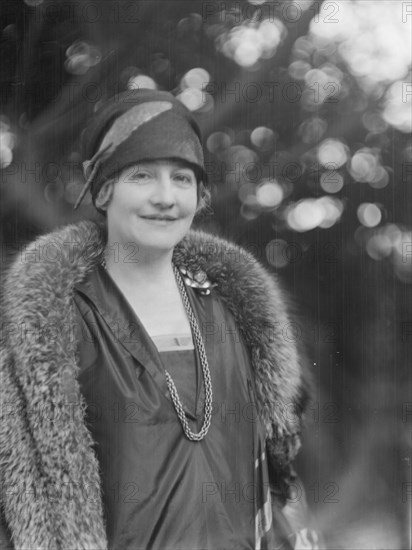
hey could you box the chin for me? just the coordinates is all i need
[139,224,192,247]
[137,235,184,253]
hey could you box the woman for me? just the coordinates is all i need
[0,89,319,549]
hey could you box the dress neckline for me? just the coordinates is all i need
[74,262,210,419]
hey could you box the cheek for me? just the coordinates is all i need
[111,185,145,212]
[106,196,134,226]
[184,188,198,216]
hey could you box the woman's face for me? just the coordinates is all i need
[105,159,198,256]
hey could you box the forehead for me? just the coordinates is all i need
[126,159,195,171]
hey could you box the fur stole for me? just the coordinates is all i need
[0,220,309,549]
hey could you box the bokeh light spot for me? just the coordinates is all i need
[320,171,344,193]
[369,166,390,189]
[250,127,276,151]
[177,88,206,111]
[206,132,232,153]
[350,149,379,182]
[266,239,289,268]
[217,19,286,67]
[366,233,392,260]
[181,68,211,90]
[256,180,284,208]
[318,139,348,168]
[0,123,15,169]
[151,57,171,76]
[317,196,344,228]
[292,36,315,60]
[128,75,157,90]
[44,181,65,203]
[238,183,256,204]
[297,117,327,144]
[286,196,343,231]
[64,180,85,205]
[0,144,13,168]
[403,143,412,161]
[288,60,312,80]
[240,200,259,220]
[234,35,262,66]
[310,1,411,93]
[362,112,388,134]
[286,199,324,232]
[259,20,284,57]
[0,130,15,150]
[357,203,382,227]
[382,79,412,133]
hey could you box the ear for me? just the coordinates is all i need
[94,179,114,212]
[195,181,212,218]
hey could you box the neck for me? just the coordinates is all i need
[103,241,175,287]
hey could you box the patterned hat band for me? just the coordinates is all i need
[74,90,206,210]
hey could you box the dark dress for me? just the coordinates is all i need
[73,264,275,550]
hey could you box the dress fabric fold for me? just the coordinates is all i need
[74,264,276,550]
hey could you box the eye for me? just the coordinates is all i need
[129,170,151,182]
[174,172,195,185]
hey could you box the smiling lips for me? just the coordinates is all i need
[141,215,178,222]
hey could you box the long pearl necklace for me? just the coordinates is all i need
[101,257,213,441]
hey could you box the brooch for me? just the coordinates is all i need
[178,266,216,296]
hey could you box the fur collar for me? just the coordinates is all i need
[1,220,307,549]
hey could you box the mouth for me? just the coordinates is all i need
[140,215,178,222]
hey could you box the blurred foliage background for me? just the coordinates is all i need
[1,0,411,547]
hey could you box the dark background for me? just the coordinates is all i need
[1,1,411,547]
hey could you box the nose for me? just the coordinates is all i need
[150,171,176,208]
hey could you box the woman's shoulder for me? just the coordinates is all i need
[3,220,104,288]
[1,221,105,325]
[174,228,290,313]
[178,229,309,445]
